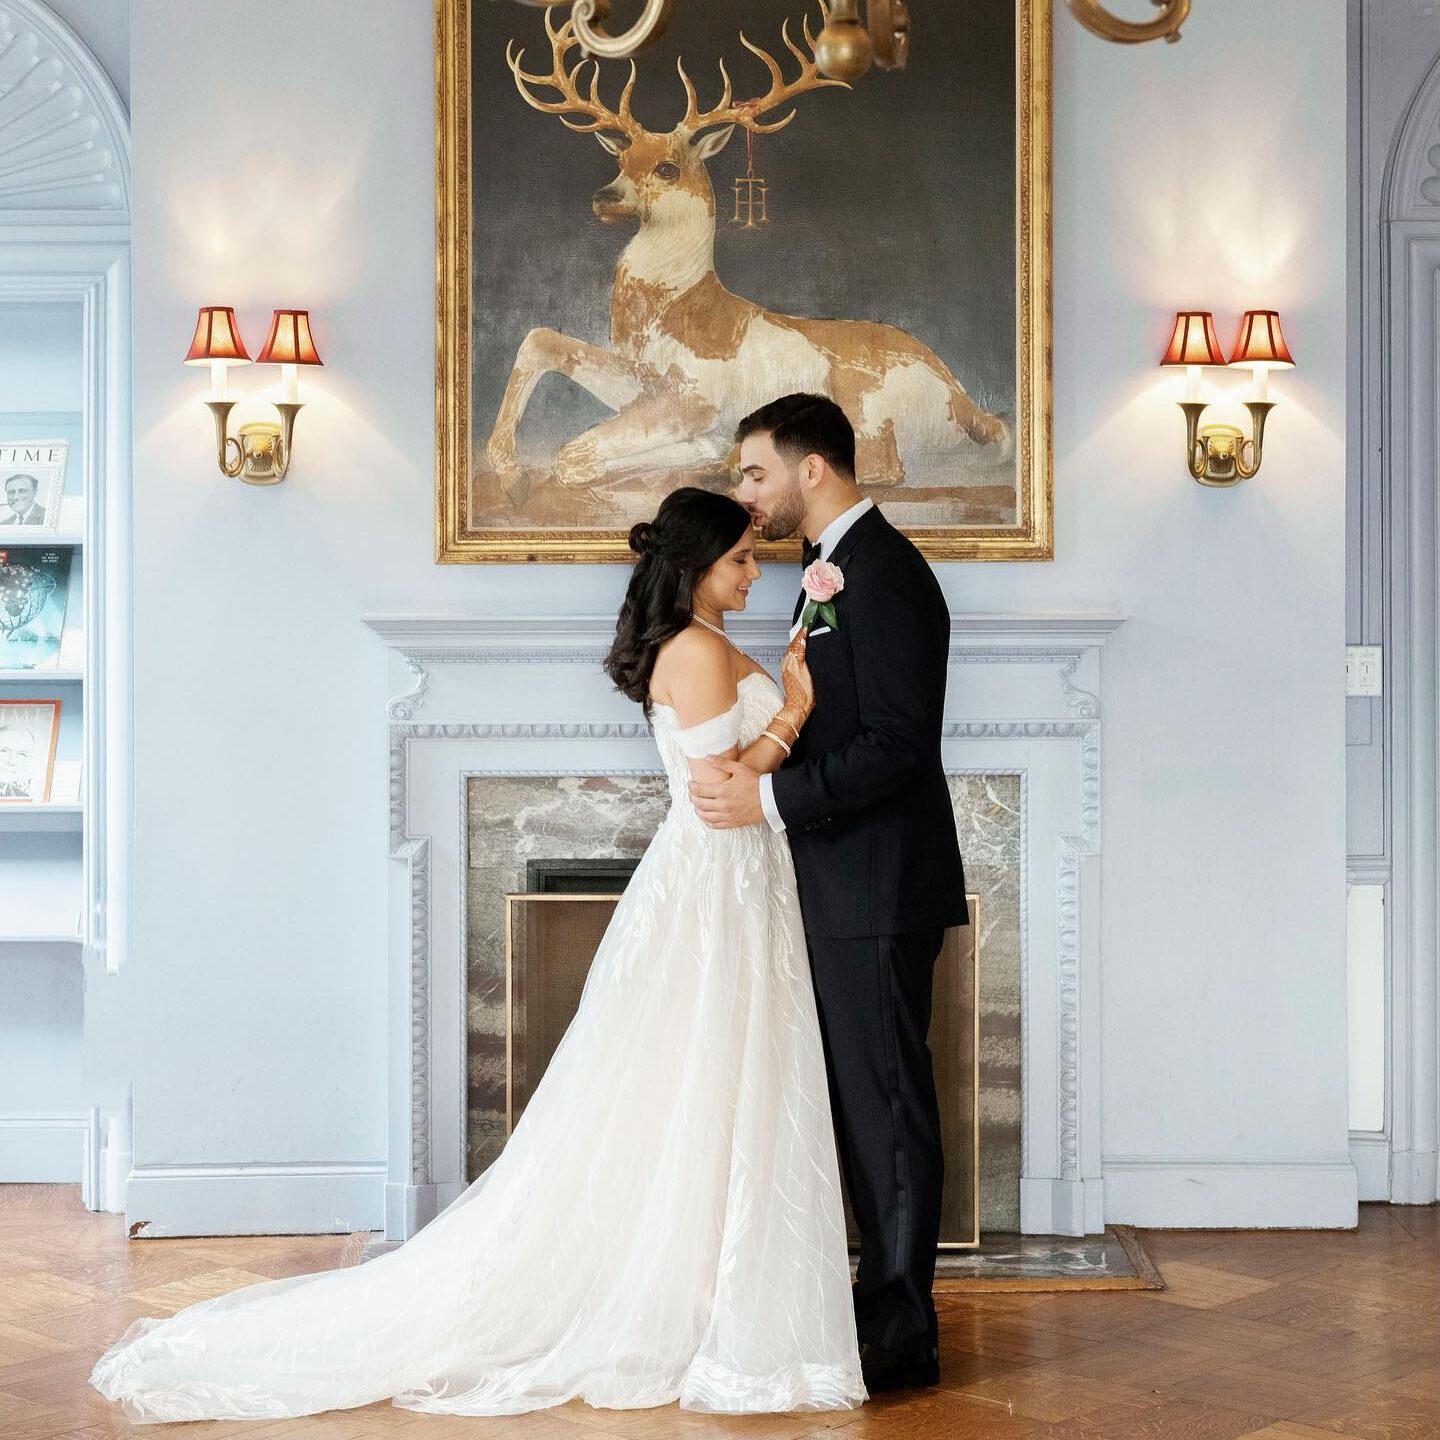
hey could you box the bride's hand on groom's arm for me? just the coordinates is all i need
[780,630,814,716]
[689,759,763,829]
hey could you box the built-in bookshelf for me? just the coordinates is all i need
[0,408,89,944]
[0,2,131,1208]
[0,411,87,946]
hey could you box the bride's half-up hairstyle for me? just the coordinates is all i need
[604,487,754,719]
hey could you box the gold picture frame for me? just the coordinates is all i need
[436,0,1052,563]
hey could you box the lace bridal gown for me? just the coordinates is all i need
[91,668,865,1423]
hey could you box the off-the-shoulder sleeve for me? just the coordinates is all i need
[671,700,743,758]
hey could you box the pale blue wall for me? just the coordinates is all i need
[102,0,1350,1225]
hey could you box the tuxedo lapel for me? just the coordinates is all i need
[824,502,886,573]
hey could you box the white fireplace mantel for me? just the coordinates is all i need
[364,611,1125,1241]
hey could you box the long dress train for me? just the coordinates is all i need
[90,670,865,1422]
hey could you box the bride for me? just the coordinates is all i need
[90,486,866,1423]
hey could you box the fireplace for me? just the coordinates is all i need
[504,859,637,1130]
[367,610,1121,1241]
[501,857,986,1247]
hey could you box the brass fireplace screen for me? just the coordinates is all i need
[504,891,981,1249]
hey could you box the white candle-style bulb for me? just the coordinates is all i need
[282,363,299,404]
[1252,365,1269,403]
[210,360,226,401]
[1185,364,1200,403]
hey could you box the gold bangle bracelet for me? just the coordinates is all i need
[762,729,793,756]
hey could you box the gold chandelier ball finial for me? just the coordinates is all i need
[815,0,874,79]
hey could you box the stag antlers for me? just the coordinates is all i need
[678,9,850,136]
[506,10,641,139]
[507,4,849,140]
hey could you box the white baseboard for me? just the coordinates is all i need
[1390,1147,1440,1205]
[1020,1175,1106,1236]
[124,1161,385,1237]
[99,1143,132,1214]
[1349,1133,1391,1201]
[384,1181,438,1242]
[1102,1155,1359,1228]
[0,1112,94,1192]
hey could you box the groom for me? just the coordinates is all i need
[689,392,968,1392]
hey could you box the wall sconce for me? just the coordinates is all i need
[1160,308,1294,486]
[184,306,324,484]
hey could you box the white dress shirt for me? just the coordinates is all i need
[758,498,874,833]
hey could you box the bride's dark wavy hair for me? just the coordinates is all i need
[603,487,754,719]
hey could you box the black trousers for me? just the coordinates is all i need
[807,928,946,1355]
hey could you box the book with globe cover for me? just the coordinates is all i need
[0,545,72,669]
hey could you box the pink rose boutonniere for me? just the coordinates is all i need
[800,559,844,632]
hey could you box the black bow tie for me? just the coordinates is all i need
[801,538,822,566]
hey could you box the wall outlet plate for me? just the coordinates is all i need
[1346,645,1383,697]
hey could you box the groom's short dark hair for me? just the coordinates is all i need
[735,393,856,480]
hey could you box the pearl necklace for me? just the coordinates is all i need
[693,615,740,653]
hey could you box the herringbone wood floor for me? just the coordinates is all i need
[0,1187,1434,1439]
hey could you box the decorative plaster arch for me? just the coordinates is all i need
[1385,46,1440,219]
[0,0,129,221]
[1376,37,1440,1206]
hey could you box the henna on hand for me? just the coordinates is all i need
[778,632,815,731]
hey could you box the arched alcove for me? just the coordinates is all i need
[0,0,130,222]
[1374,42,1440,1206]
[0,0,131,1210]
[1385,47,1440,220]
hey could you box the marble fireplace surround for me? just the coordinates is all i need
[364,612,1125,1242]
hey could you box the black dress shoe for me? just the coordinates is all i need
[859,1340,940,1393]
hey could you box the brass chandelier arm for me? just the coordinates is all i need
[867,0,910,70]
[1065,0,1190,44]
[570,0,677,59]
[508,0,900,69]
[507,0,1189,66]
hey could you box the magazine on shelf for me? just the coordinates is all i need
[50,756,82,804]
[0,546,72,669]
[0,441,68,533]
[0,698,60,801]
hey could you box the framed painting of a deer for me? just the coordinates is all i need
[436,0,1050,562]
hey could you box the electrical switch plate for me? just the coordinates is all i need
[1346,645,1383,697]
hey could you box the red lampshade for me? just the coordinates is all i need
[255,309,323,368]
[184,306,250,365]
[1159,310,1226,367]
[1228,309,1295,369]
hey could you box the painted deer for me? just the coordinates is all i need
[488,8,1009,491]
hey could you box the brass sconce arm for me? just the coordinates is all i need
[204,399,304,485]
[204,400,244,478]
[1177,400,1274,486]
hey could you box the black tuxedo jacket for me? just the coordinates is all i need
[771,505,968,939]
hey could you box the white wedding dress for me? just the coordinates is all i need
[91,668,865,1423]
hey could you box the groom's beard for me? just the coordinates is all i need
[756,477,807,543]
